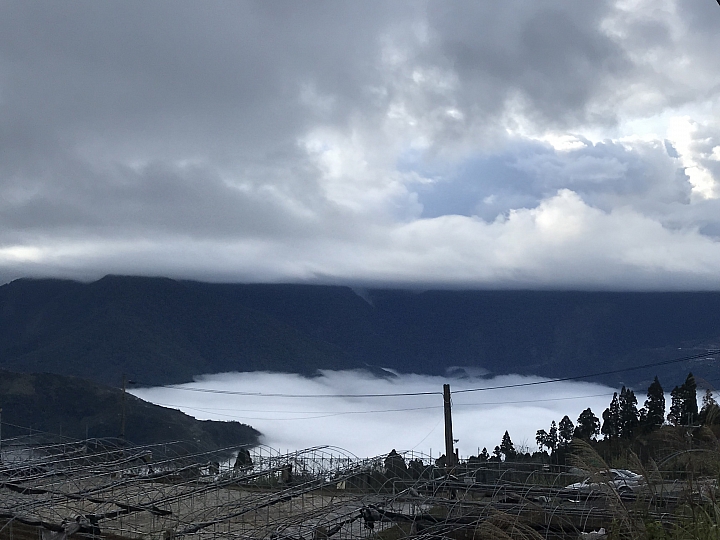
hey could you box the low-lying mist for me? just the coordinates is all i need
[131,370,617,458]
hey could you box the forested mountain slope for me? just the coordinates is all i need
[0,369,260,448]
[1,275,719,389]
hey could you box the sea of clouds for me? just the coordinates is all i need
[131,370,618,459]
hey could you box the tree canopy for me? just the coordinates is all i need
[574,408,600,440]
[668,372,698,426]
[641,376,665,429]
[500,431,516,460]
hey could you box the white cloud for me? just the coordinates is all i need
[5,188,720,289]
[667,116,720,200]
[131,370,617,458]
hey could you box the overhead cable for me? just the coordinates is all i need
[453,350,719,394]
[148,349,719,399]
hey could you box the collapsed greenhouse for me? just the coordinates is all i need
[0,436,706,540]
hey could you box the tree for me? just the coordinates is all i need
[535,429,549,452]
[685,373,699,422]
[479,447,490,461]
[408,458,425,479]
[536,421,558,454]
[384,449,408,478]
[574,408,600,440]
[618,386,639,438]
[601,393,620,440]
[500,431,516,460]
[702,389,717,409]
[559,415,574,447]
[668,386,681,425]
[234,448,253,470]
[668,373,698,426]
[699,389,719,425]
[642,376,665,430]
[548,421,558,451]
[492,446,502,461]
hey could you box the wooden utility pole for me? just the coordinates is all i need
[443,384,455,470]
[121,374,127,439]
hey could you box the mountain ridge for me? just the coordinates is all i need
[1,275,720,390]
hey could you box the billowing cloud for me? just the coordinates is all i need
[2,1,720,288]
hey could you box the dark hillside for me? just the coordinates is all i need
[0,276,355,385]
[0,369,260,448]
[1,276,720,389]
[228,287,720,387]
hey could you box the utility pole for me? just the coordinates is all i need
[121,374,126,439]
[443,384,455,471]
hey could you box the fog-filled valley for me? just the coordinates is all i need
[132,370,619,458]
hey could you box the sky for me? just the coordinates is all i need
[2,1,720,289]
[131,370,618,458]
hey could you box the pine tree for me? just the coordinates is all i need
[668,373,699,426]
[574,408,600,440]
[618,386,639,438]
[500,431,516,460]
[642,376,665,429]
[559,415,574,447]
[536,422,558,454]
[668,385,682,425]
[535,429,549,452]
[684,373,698,423]
[548,421,558,451]
[601,392,620,439]
[700,389,719,425]
[479,447,490,461]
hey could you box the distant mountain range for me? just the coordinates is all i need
[1,275,720,390]
[0,369,260,449]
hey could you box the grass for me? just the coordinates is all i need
[569,438,720,540]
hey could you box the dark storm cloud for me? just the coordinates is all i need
[0,1,397,157]
[0,0,407,244]
[425,2,629,128]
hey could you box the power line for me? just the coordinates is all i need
[452,350,720,394]
[147,349,719,399]
[149,390,613,415]
[150,391,617,423]
[156,386,441,398]
[411,417,443,451]
[150,403,441,415]
[454,391,614,407]
[151,402,442,421]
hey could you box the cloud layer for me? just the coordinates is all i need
[2,1,720,288]
[131,370,617,458]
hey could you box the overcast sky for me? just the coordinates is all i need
[2,1,720,288]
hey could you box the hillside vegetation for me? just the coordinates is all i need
[0,369,260,449]
[1,275,719,388]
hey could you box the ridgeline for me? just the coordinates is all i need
[1,275,719,389]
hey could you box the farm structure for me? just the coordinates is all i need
[0,436,703,540]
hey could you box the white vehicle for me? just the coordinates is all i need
[564,468,644,498]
